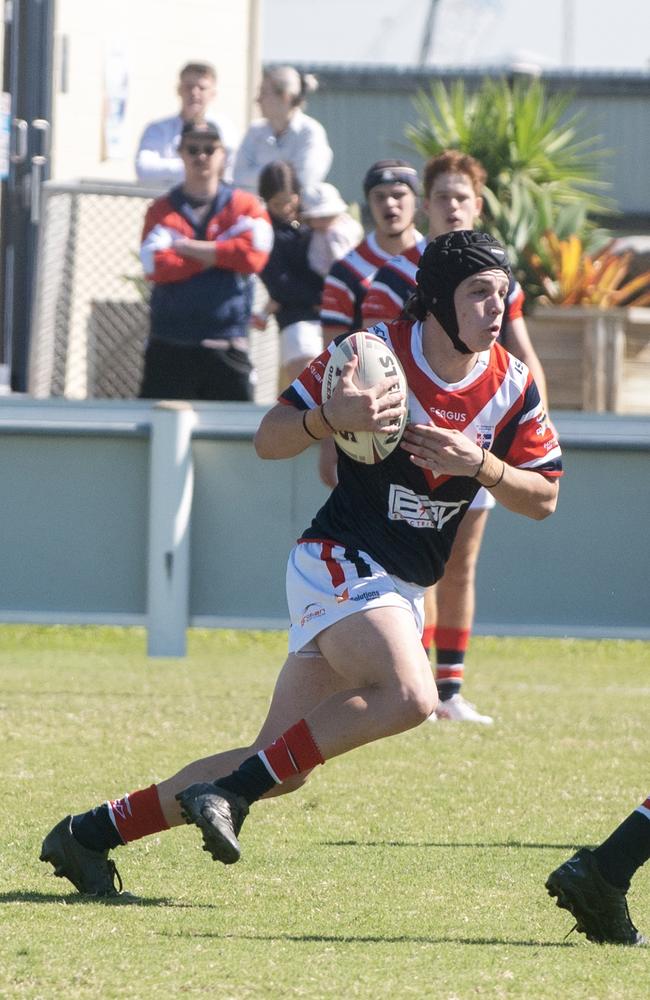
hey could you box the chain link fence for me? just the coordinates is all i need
[29,179,280,403]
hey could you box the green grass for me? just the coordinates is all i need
[1,625,649,998]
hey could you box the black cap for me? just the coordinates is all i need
[180,120,222,143]
[363,159,419,198]
[416,231,512,354]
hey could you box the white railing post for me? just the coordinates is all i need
[147,400,197,656]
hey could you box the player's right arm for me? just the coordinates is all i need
[254,355,404,460]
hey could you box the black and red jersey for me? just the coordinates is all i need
[280,320,562,587]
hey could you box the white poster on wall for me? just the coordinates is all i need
[102,40,130,160]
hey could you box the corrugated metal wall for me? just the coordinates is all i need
[290,66,650,223]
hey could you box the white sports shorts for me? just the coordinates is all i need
[280,320,323,366]
[469,486,496,511]
[286,540,425,657]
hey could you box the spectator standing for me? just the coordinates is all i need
[362,150,549,724]
[135,62,240,186]
[138,122,272,402]
[256,161,326,388]
[233,66,333,193]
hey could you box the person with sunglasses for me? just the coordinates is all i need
[138,122,273,402]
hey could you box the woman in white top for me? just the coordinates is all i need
[233,66,334,193]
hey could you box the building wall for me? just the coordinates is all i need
[297,66,650,223]
[50,0,260,182]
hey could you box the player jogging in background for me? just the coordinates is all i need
[318,159,425,488]
[320,159,425,339]
[363,150,549,725]
[40,231,561,900]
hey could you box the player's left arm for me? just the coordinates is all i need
[402,422,559,520]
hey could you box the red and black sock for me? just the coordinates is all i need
[216,719,324,806]
[434,627,470,701]
[71,784,169,851]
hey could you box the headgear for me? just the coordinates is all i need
[363,159,420,198]
[416,230,512,354]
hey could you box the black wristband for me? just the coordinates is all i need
[487,461,506,488]
[320,403,336,433]
[473,448,486,479]
[302,409,321,441]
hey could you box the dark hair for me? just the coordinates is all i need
[422,150,486,198]
[179,61,217,82]
[258,160,300,203]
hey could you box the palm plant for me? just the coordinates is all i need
[405,77,615,301]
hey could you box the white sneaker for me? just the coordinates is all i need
[435,693,493,725]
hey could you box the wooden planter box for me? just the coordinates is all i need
[526,306,650,413]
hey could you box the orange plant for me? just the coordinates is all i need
[528,232,650,308]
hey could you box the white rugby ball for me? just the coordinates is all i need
[322,330,408,464]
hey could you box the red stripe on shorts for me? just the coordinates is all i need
[320,541,345,588]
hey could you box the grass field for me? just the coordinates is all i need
[1,625,649,999]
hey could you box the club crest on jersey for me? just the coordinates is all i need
[475,424,494,449]
[388,484,468,530]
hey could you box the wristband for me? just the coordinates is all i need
[473,448,486,479]
[320,403,336,433]
[487,461,506,488]
[302,409,321,441]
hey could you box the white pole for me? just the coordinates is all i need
[146,400,197,657]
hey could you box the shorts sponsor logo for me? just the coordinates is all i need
[336,587,381,604]
[350,589,381,602]
[388,484,468,530]
[300,602,326,627]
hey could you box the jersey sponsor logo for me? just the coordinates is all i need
[300,603,326,627]
[430,407,467,423]
[388,484,468,530]
[475,424,494,449]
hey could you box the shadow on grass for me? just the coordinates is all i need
[0,890,216,908]
[320,841,584,850]
[165,930,575,948]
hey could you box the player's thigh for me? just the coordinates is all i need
[252,652,348,747]
[316,605,434,697]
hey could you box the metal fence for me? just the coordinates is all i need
[29,179,280,403]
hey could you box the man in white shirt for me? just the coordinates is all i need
[135,62,239,186]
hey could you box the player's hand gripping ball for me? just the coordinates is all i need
[322,331,408,464]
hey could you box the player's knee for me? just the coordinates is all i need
[400,676,437,726]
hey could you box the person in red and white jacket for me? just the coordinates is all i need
[139,121,273,401]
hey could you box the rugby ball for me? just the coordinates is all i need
[321,331,408,464]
